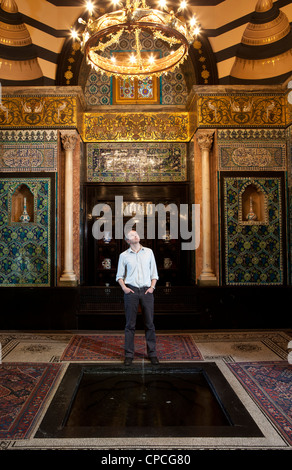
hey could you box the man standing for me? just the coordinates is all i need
[116,230,159,366]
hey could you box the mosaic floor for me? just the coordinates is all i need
[0,329,291,454]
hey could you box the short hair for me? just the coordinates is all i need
[124,229,135,241]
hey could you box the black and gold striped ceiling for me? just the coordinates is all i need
[0,0,291,86]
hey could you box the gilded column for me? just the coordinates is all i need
[197,130,217,285]
[59,130,78,285]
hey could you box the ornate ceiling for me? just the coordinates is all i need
[0,0,292,86]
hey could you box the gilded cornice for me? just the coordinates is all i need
[196,93,286,128]
[286,87,292,126]
[0,95,78,128]
[0,85,291,140]
[0,87,85,131]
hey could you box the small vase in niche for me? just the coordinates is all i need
[162,230,171,243]
[103,231,112,244]
[246,196,257,221]
[19,197,30,223]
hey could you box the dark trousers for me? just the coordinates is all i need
[124,285,157,358]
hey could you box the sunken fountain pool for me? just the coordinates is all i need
[36,362,262,439]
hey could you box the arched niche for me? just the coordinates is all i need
[11,184,34,223]
[240,183,267,224]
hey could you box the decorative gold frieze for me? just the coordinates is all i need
[286,90,292,127]
[0,96,78,128]
[197,94,286,127]
[1,88,291,138]
[83,112,189,142]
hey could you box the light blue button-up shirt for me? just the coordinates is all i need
[116,246,158,288]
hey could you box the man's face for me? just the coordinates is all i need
[127,230,140,244]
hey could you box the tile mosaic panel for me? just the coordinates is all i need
[0,177,52,287]
[0,129,57,172]
[219,143,286,171]
[218,129,286,141]
[85,70,188,106]
[218,129,286,171]
[161,71,188,105]
[223,176,284,285]
[0,130,58,172]
[87,142,187,182]
[0,129,58,143]
[85,72,111,106]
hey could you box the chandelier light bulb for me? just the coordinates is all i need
[190,16,197,27]
[158,0,167,10]
[85,1,94,15]
[71,29,79,40]
[179,0,187,11]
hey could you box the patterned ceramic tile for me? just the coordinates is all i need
[0,177,52,286]
[223,176,284,285]
[87,142,187,182]
[0,130,58,172]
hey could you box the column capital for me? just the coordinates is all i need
[196,130,214,152]
[60,130,78,151]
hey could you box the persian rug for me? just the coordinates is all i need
[0,363,63,439]
[60,334,203,362]
[228,361,292,445]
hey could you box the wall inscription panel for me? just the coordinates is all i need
[218,128,286,171]
[0,130,58,172]
[87,142,187,182]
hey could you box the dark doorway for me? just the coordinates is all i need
[83,183,191,286]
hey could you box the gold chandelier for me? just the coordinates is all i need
[72,0,200,78]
